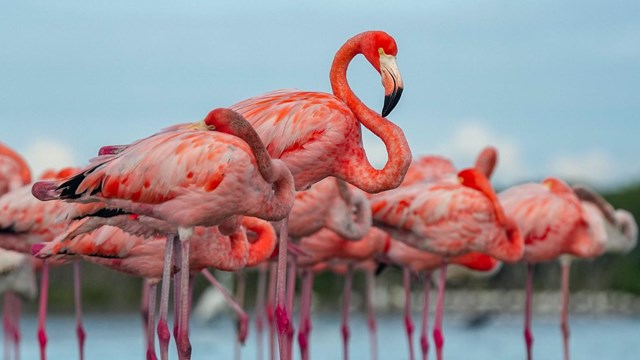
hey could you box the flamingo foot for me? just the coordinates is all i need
[157,319,170,360]
[37,328,47,360]
[76,324,86,360]
[433,328,444,360]
[420,334,429,360]
[237,313,249,344]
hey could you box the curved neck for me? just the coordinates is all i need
[245,218,277,266]
[257,160,295,221]
[493,219,525,263]
[330,36,411,193]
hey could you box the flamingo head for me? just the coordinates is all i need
[359,31,403,117]
[458,168,507,225]
[542,177,573,195]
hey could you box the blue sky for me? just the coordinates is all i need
[1,1,639,189]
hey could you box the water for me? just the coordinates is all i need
[8,312,640,359]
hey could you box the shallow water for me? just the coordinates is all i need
[7,312,640,359]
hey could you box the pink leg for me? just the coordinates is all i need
[201,270,249,344]
[364,269,378,360]
[419,272,431,360]
[13,294,21,360]
[341,265,353,360]
[157,235,174,360]
[275,217,290,360]
[255,265,267,360]
[172,236,182,345]
[176,233,192,359]
[285,258,297,358]
[432,262,447,360]
[297,269,314,360]
[403,268,415,360]
[73,261,86,360]
[146,283,158,360]
[141,280,150,344]
[234,270,247,360]
[560,261,571,360]
[524,263,534,360]
[4,293,13,360]
[37,261,49,360]
[267,263,277,360]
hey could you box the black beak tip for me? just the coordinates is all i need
[382,87,403,117]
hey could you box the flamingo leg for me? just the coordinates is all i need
[560,260,571,360]
[140,280,150,346]
[297,269,314,360]
[403,268,415,360]
[157,234,175,360]
[146,283,158,360]
[172,236,182,345]
[275,217,290,360]
[524,263,534,360]
[37,260,49,360]
[419,272,431,360]
[255,265,267,360]
[341,265,354,360]
[176,228,193,360]
[13,293,21,360]
[267,262,277,360]
[432,261,447,360]
[364,269,378,360]
[201,270,249,343]
[285,258,297,358]
[234,270,247,360]
[73,261,86,360]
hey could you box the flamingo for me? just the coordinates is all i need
[370,168,523,360]
[548,185,638,360]
[499,178,607,360]
[31,108,295,360]
[0,141,32,360]
[380,239,500,360]
[0,167,99,360]
[34,216,276,359]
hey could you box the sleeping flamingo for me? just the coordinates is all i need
[0,167,101,360]
[34,216,276,359]
[32,109,295,360]
[370,168,523,360]
[499,178,606,360]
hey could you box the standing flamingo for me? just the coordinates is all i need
[32,108,294,360]
[499,178,606,360]
[0,141,32,360]
[370,168,523,360]
[35,216,277,359]
[0,167,99,360]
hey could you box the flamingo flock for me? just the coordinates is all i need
[0,30,636,360]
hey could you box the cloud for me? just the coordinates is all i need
[435,121,528,184]
[549,149,619,187]
[23,139,77,179]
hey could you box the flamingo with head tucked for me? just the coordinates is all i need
[499,178,607,360]
[370,168,523,360]
[31,109,295,360]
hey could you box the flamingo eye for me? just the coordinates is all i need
[378,47,385,55]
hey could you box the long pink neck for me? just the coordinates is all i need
[254,160,295,222]
[329,35,411,193]
[245,218,277,266]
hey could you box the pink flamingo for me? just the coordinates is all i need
[35,216,276,359]
[0,141,32,360]
[381,239,500,360]
[32,109,295,360]
[230,30,410,360]
[499,178,607,360]
[0,167,97,360]
[370,168,523,360]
